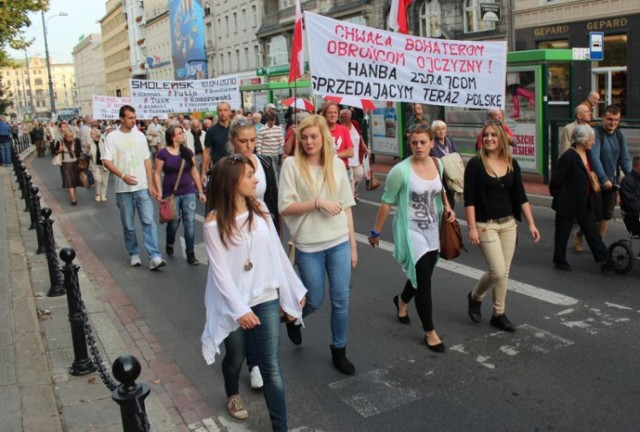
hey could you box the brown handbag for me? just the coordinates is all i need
[159,159,185,224]
[432,157,465,260]
[588,171,601,194]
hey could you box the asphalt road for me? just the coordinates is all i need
[32,156,640,431]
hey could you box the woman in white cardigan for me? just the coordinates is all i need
[86,126,110,202]
[201,154,306,430]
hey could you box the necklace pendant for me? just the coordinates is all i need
[244,260,253,271]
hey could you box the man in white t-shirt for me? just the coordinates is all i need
[102,105,166,270]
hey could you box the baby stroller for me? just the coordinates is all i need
[608,211,640,274]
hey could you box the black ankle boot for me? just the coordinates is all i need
[330,345,355,375]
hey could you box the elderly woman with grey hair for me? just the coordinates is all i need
[549,124,615,272]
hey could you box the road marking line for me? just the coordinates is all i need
[354,233,578,306]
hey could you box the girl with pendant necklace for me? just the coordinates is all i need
[201,154,306,431]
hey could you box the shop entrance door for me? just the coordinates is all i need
[591,67,627,117]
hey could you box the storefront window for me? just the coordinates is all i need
[419,0,442,38]
[592,34,627,116]
[538,40,570,104]
[464,0,495,34]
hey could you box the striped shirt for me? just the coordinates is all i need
[256,124,283,156]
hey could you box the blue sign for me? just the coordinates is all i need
[169,0,208,80]
[589,32,604,61]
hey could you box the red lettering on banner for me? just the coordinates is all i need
[514,134,535,145]
[327,41,406,66]
[405,38,485,57]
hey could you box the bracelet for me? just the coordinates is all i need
[370,229,381,238]
[198,192,205,196]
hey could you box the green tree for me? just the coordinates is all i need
[0,73,13,113]
[0,0,50,67]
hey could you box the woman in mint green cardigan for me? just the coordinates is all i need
[369,124,455,353]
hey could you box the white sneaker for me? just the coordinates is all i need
[249,366,263,389]
[95,196,101,202]
[149,256,166,270]
[130,255,141,267]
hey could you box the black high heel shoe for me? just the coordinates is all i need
[393,295,410,325]
[425,335,446,353]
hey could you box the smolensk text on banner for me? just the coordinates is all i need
[129,78,242,118]
[305,12,507,109]
[92,96,134,120]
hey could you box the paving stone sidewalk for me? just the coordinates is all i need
[0,151,230,432]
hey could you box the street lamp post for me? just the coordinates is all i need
[41,11,68,118]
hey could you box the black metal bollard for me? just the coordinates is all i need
[60,248,97,376]
[23,173,32,212]
[111,355,150,432]
[42,208,65,297]
[29,187,46,253]
[17,162,27,199]
[28,186,41,230]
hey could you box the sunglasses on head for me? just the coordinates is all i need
[227,154,249,164]
[231,117,251,128]
[407,123,430,133]
[485,119,502,127]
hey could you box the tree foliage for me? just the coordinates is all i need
[0,0,50,66]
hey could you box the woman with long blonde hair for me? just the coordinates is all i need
[278,114,358,375]
[464,120,540,333]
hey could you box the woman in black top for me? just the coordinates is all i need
[464,121,540,332]
[549,124,614,272]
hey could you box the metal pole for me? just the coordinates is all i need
[42,12,56,117]
[24,50,36,117]
[59,247,97,376]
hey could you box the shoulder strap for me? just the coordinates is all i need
[431,156,447,208]
[172,159,186,193]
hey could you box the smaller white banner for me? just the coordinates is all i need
[92,96,132,120]
[130,78,242,118]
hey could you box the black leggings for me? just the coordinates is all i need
[400,250,439,332]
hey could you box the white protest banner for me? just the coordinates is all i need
[92,95,132,120]
[306,12,507,109]
[129,77,241,118]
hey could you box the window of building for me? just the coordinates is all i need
[464,0,495,34]
[220,53,224,73]
[217,18,222,39]
[225,16,229,36]
[244,47,250,69]
[233,12,237,33]
[242,8,247,31]
[35,78,43,86]
[251,5,257,27]
[266,35,288,67]
[419,0,441,38]
[255,45,260,67]
[236,50,240,69]
[279,0,294,8]
[344,16,366,26]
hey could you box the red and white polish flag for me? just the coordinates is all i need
[288,0,304,83]
[387,0,413,34]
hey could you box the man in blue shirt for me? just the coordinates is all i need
[0,115,12,166]
[587,104,632,241]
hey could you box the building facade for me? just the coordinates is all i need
[514,0,640,119]
[205,0,263,80]
[144,0,174,81]
[73,34,106,116]
[100,0,131,96]
[1,56,76,119]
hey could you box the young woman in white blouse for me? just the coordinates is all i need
[278,114,358,375]
[201,154,306,430]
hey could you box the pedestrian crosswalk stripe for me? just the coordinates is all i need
[354,233,579,307]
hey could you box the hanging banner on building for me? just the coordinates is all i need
[169,0,208,80]
[129,78,241,118]
[92,96,132,120]
[305,12,507,109]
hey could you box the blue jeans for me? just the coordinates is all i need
[222,299,287,432]
[0,141,11,165]
[165,193,197,254]
[115,189,161,259]
[296,240,351,348]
